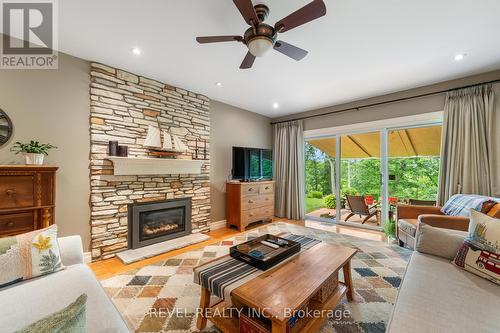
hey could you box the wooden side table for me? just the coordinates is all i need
[0,165,58,237]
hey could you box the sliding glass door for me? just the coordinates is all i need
[337,131,382,228]
[305,122,442,230]
[387,125,442,208]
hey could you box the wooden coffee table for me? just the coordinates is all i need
[197,243,357,333]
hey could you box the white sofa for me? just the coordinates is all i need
[0,236,130,333]
[387,227,500,333]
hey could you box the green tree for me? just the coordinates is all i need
[305,143,440,212]
[305,143,331,196]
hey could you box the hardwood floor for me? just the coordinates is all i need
[89,219,385,280]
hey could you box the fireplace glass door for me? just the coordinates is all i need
[139,207,185,242]
[128,198,192,249]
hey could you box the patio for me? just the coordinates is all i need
[307,207,380,227]
[305,125,442,226]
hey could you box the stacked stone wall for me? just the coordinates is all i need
[89,62,210,260]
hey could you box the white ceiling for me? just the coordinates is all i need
[59,0,500,117]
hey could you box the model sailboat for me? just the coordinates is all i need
[144,125,188,154]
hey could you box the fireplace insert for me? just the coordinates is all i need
[128,198,192,249]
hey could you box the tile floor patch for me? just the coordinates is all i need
[164,258,182,266]
[127,275,152,286]
[148,276,170,285]
[138,286,163,298]
[354,268,378,277]
[383,276,402,288]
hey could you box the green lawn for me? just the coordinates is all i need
[305,197,326,213]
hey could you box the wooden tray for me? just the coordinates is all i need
[229,234,300,271]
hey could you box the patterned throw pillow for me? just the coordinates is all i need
[0,225,64,288]
[16,294,87,333]
[453,210,500,285]
[487,203,500,218]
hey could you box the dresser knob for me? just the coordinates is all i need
[6,221,14,227]
[248,200,254,204]
[248,188,253,191]
[265,187,270,190]
[6,189,16,196]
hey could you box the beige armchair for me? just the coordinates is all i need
[396,204,469,249]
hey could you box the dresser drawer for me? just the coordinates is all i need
[242,194,274,210]
[242,205,274,225]
[241,184,260,197]
[0,176,35,209]
[0,212,34,236]
[259,183,274,194]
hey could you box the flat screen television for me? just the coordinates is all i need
[232,147,273,181]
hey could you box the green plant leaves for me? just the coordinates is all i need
[10,140,57,155]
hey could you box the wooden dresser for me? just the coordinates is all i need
[0,165,58,237]
[226,181,275,231]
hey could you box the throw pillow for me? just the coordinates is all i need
[453,209,500,285]
[16,294,87,333]
[0,225,64,288]
[416,223,467,260]
[487,203,500,218]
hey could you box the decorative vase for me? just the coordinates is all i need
[386,236,397,245]
[108,141,119,156]
[23,153,45,165]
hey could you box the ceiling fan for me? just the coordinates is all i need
[196,0,326,69]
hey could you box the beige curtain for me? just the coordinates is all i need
[438,84,499,204]
[274,120,305,220]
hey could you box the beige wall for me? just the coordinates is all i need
[0,52,273,249]
[209,100,273,223]
[0,53,91,249]
[272,70,500,131]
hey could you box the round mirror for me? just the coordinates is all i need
[0,109,13,146]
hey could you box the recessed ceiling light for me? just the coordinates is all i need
[131,47,142,56]
[216,82,222,87]
[273,102,279,109]
[454,53,466,61]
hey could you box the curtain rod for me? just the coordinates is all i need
[270,78,500,125]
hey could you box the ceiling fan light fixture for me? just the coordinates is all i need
[247,37,273,57]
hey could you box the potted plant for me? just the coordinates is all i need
[11,140,57,165]
[384,218,397,245]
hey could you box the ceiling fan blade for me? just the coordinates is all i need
[233,0,260,25]
[196,36,243,44]
[240,51,256,69]
[274,40,308,61]
[274,0,326,33]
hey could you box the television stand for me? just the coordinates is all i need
[226,180,275,231]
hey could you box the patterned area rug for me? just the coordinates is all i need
[100,222,411,333]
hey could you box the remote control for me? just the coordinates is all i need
[261,240,280,249]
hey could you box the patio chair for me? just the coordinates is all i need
[409,199,436,206]
[345,195,379,225]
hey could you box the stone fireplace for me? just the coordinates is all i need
[88,62,211,261]
[128,198,192,249]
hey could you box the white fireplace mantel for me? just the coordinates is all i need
[107,157,205,176]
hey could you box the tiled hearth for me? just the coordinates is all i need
[89,62,210,261]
